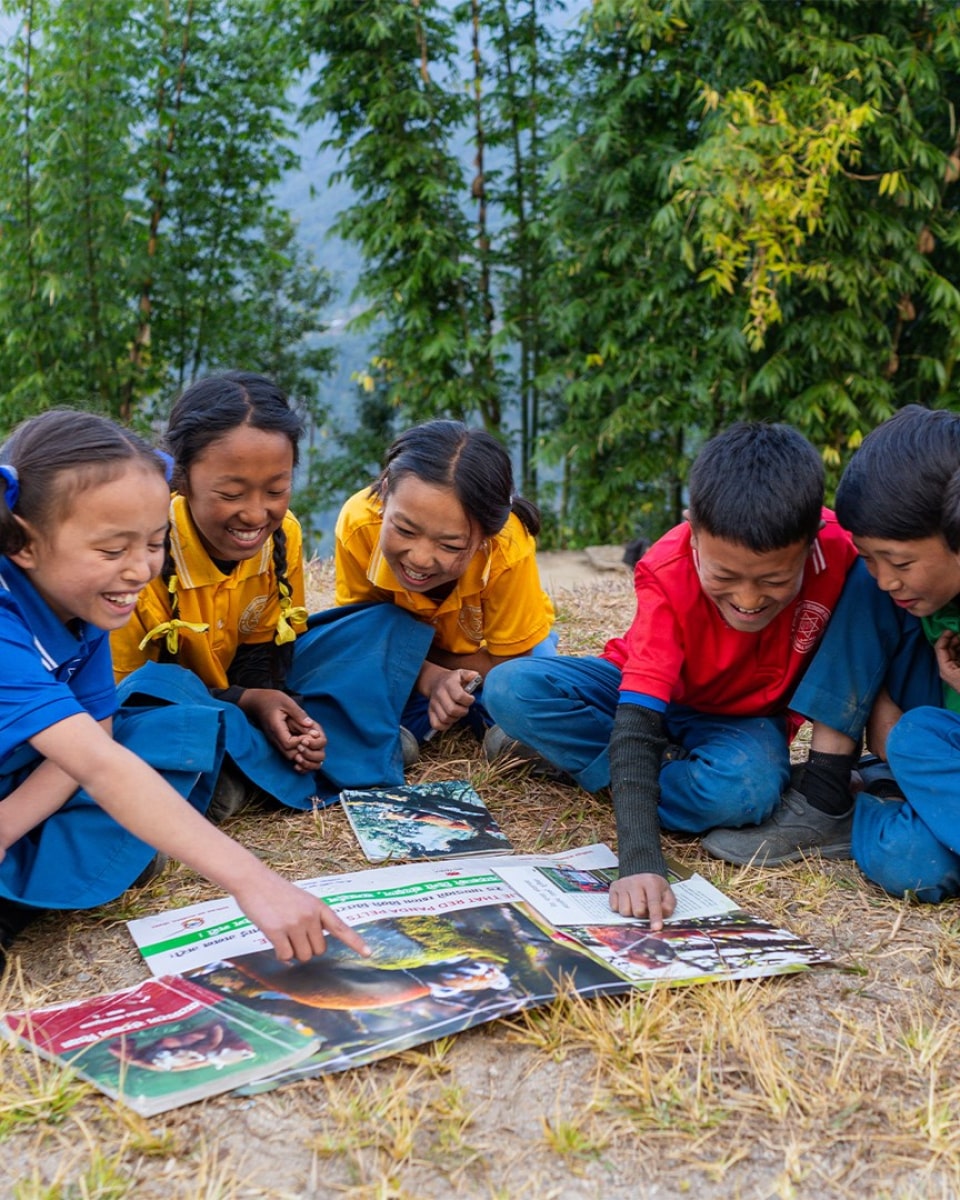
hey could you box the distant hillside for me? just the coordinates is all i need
[275,113,377,552]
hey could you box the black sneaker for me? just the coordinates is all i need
[701,788,854,866]
[130,852,169,889]
[400,726,420,769]
[852,755,903,799]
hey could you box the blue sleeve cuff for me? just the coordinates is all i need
[618,690,667,713]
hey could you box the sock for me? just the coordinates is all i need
[796,748,859,815]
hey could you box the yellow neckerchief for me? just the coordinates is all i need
[138,572,209,654]
[275,579,308,645]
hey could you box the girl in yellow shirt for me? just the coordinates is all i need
[335,420,556,753]
[111,373,432,812]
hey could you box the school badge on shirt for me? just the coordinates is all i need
[458,604,484,645]
[239,595,269,635]
[791,600,830,654]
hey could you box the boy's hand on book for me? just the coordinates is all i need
[608,873,676,932]
[233,872,370,963]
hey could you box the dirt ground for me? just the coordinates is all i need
[3,558,960,1200]
[535,545,632,592]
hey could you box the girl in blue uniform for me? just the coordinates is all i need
[0,408,367,965]
[110,372,432,811]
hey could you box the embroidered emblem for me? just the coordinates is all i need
[791,600,830,654]
[239,595,269,635]
[458,604,484,645]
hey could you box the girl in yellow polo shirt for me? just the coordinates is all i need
[111,373,432,813]
[335,420,557,754]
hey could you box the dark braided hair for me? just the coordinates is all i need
[269,524,295,687]
[156,372,305,675]
[374,419,540,538]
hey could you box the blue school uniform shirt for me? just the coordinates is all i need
[0,558,117,782]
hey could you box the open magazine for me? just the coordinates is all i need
[124,845,832,1093]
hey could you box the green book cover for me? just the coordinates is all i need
[2,975,318,1115]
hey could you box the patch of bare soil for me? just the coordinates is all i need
[3,560,959,1199]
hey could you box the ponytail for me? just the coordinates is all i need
[509,494,541,538]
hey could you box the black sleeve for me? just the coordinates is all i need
[609,702,669,879]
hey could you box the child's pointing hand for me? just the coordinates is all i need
[233,869,370,963]
[608,873,677,932]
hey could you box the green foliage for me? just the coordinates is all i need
[663,0,960,460]
[299,0,573,533]
[296,368,399,550]
[4,0,959,546]
[0,0,334,434]
[541,0,960,538]
[300,0,493,425]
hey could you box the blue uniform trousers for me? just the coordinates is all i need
[120,603,435,810]
[483,655,788,833]
[855,708,960,902]
[791,559,954,900]
[0,701,221,910]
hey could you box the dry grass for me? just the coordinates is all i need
[3,560,960,1198]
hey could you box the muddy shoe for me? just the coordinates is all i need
[483,724,541,766]
[207,763,259,824]
[130,852,169,888]
[400,726,420,769]
[482,725,569,781]
[701,788,854,866]
[852,755,903,798]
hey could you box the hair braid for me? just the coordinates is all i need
[157,541,179,665]
[271,525,305,687]
[136,524,209,659]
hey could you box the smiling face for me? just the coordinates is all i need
[12,463,169,629]
[853,533,960,618]
[690,527,812,633]
[379,475,483,593]
[180,423,295,562]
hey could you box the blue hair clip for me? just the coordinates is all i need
[0,465,19,510]
[155,450,174,484]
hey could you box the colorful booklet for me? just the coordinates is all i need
[339,779,513,862]
[1,975,318,1115]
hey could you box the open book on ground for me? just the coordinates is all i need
[339,779,513,862]
[124,845,833,1095]
[0,975,320,1115]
